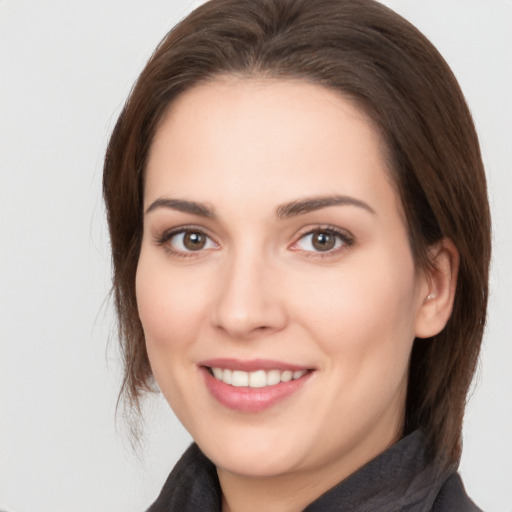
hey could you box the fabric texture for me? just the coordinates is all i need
[146,430,482,512]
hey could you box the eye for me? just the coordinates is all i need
[159,229,218,254]
[294,228,351,253]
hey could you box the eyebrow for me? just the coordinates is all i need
[145,194,376,219]
[145,198,215,218]
[276,195,376,219]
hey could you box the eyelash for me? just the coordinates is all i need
[290,225,354,258]
[154,225,218,258]
[154,225,354,259]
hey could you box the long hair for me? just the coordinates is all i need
[103,0,491,466]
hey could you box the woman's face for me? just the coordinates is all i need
[137,78,430,481]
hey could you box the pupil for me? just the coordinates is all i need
[184,232,205,250]
[312,231,335,251]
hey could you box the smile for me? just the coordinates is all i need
[200,359,314,412]
[209,367,308,388]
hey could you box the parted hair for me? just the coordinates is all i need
[103,0,491,467]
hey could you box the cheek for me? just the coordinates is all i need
[291,250,420,364]
[135,255,208,352]
[135,253,214,418]
[289,252,420,436]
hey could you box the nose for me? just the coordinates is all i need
[210,248,288,340]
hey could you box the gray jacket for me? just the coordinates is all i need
[146,430,482,511]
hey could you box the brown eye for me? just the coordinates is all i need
[295,228,348,254]
[311,231,336,251]
[183,231,207,250]
[164,229,217,253]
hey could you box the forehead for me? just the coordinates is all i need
[145,77,398,217]
[153,77,385,157]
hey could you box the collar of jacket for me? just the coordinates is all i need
[146,430,479,512]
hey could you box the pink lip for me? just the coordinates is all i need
[199,360,314,413]
[199,358,310,372]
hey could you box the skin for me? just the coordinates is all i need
[136,78,458,512]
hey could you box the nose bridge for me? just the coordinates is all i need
[211,240,287,338]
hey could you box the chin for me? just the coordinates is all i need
[208,446,304,478]
[193,424,310,477]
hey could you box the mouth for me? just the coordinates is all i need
[199,359,314,412]
[208,367,308,388]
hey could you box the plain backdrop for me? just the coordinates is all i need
[1,1,511,511]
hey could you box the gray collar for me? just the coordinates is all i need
[146,430,480,512]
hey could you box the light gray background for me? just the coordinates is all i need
[1,1,510,511]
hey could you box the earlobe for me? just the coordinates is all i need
[415,238,459,339]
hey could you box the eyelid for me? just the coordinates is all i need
[289,225,354,255]
[154,225,219,255]
[152,223,353,258]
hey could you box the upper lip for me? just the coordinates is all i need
[199,358,313,372]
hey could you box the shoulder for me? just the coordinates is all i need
[432,472,483,512]
[145,443,221,512]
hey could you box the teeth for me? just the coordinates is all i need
[267,369,281,386]
[249,370,266,388]
[280,370,293,382]
[231,370,249,387]
[212,367,223,380]
[223,369,232,385]
[210,367,307,388]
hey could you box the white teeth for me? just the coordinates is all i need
[210,367,308,388]
[248,370,267,388]
[223,368,232,385]
[267,369,281,386]
[280,370,293,382]
[231,370,249,387]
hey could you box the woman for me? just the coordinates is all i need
[103,0,490,510]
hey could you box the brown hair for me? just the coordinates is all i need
[103,0,491,466]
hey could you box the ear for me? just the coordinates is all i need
[414,238,459,339]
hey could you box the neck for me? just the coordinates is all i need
[217,417,403,512]
[217,438,393,512]
[218,465,342,512]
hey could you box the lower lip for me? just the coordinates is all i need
[201,367,313,412]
